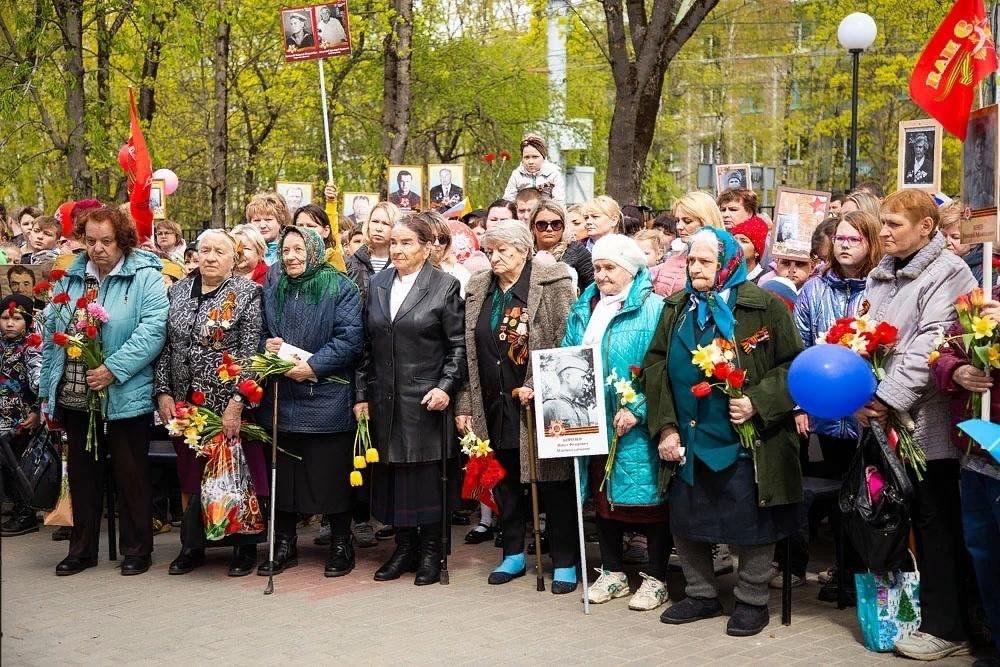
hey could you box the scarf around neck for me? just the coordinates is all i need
[685,227,748,341]
[275,226,341,312]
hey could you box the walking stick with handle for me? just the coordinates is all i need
[515,389,545,592]
[264,381,279,596]
[439,412,450,585]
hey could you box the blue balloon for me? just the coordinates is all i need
[788,345,876,419]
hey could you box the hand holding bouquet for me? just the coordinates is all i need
[690,339,759,450]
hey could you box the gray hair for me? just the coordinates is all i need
[689,229,720,254]
[482,219,534,253]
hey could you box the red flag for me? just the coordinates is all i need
[909,0,998,140]
[118,88,153,242]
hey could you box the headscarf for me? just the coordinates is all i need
[275,226,341,313]
[685,227,747,341]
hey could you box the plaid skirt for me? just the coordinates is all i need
[372,459,459,528]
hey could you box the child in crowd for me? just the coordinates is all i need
[650,213,679,260]
[770,240,814,290]
[21,215,61,265]
[183,247,199,274]
[633,230,662,268]
[345,230,365,256]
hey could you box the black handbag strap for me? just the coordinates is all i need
[868,422,915,502]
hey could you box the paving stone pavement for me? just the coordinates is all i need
[1,523,976,665]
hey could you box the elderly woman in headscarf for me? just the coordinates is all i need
[455,220,581,593]
[642,227,803,637]
[561,234,668,611]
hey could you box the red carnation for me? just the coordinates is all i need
[873,322,898,347]
[727,368,747,390]
[85,324,98,339]
[629,365,641,377]
[191,390,205,406]
[52,332,70,346]
[25,333,42,348]
[499,150,511,161]
[48,269,66,281]
[484,152,496,164]
[76,297,89,309]
[251,386,265,403]
[713,362,732,381]
[51,292,70,305]
[33,280,51,294]
[691,381,712,399]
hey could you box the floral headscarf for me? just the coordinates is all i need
[684,227,748,341]
[275,226,341,312]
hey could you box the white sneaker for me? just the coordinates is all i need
[713,544,734,575]
[587,568,630,603]
[628,572,667,611]
[768,572,806,589]
[894,631,970,661]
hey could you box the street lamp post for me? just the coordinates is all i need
[837,12,877,191]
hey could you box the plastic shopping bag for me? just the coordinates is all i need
[200,437,264,540]
[855,551,921,652]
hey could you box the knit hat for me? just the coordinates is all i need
[591,234,647,277]
[521,133,548,159]
[731,216,769,260]
[1,294,35,328]
[761,276,798,310]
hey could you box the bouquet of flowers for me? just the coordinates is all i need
[819,316,926,479]
[690,338,758,450]
[459,429,506,512]
[349,412,378,487]
[244,351,348,384]
[165,394,271,455]
[601,365,644,491]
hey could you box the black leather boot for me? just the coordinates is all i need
[256,534,298,576]
[373,528,419,581]
[414,527,442,586]
[168,547,205,575]
[324,535,355,577]
[227,544,257,577]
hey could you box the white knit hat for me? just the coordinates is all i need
[591,234,646,276]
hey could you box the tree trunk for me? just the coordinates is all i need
[94,6,130,202]
[53,0,91,198]
[209,0,230,229]
[138,3,176,125]
[380,0,413,191]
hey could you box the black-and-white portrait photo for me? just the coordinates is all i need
[283,10,315,52]
[316,4,347,46]
[538,349,598,434]
[276,181,313,214]
[343,192,378,225]
[903,131,934,185]
[715,163,752,194]
[963,110,998,211]
[428,164,465,213]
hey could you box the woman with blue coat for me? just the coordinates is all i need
[256,227,364,579]
[562,234,668,611]
[39,206,169,577]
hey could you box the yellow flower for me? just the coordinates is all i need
[621,387,638,404]
[851,317,875,334]
[166,419,183,436]
[972,315,997,340]
[989,345,1000,369]
[183,427,200,448]
[349,470,363,487]
[365,448,379,463]
[66,346,82,360]
[353,455,366,469]
[692,344,719,376]
[190,411,208,431]
[927,350,940,366]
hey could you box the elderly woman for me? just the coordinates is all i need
[346,201,400,300]
[455,220,581,593]
[643,227,803,637]
[39,206,169,576]
[231,224,269,285]
[255,227,363,578]
[355,214,466,586]
[650,191,725,297]
[561,235,668,610]
[530,199,593,290]
[155,229,266,577]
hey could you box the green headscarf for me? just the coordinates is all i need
[275,226,342,312]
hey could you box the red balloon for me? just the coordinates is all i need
[448,221,480,263]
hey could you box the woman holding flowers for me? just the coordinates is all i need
[454,220,579,593]
[256,226,363,579]
[154,229,266,577]
[39,206,169,577]
[642,227,803,637]
[561,234,668,610]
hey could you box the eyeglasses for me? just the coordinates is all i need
[833,235,864,247]
[432,235,450,245]
[533,220,565,232]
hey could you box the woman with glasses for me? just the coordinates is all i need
[530,199,593,290]
[423,212,471,297]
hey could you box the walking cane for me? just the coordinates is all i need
[264,380,280,596]
[439,412,450,585]
[515,389,545,592]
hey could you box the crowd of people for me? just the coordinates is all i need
[0,133,997,664]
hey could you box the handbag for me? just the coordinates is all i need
[855,550,921,652]
[13,427,62,511]
[838,423,913,572]
[43,447,73,526]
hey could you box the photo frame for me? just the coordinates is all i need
[427,164,465,213]
[342,192,379,225]
[897,119,942,193]
[530,345,608,460]
[280,3,352,63]
[275,181,314,214]
[149,179,167,220]
[0,264,46,302]
[773,186,832,246]
[387,165,424,212]
[715,163,752,193]
[961,105,999,244]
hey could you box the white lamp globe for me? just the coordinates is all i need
[838,12,877,51]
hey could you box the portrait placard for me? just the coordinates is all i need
[897,119,942,193]
[962,105,999,244]
[773,187,831,245]
[149,179,166,220]
[387,165,424,212]
[275,181,314,214]
[531,345,608,459]
[280,2,352,63]
[0,264,46,303]
[427,164,465,213]
[342,192,378,225]
[715,163,752,194]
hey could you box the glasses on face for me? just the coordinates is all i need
[432,235,450,245]
[833,235,864,247]
[534,220,565,232]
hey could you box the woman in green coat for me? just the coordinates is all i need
[561,234,668,611]
[642,227,802,637]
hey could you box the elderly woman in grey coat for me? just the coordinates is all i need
[455,220,581,593]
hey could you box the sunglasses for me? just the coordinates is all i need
[533,220,565,232]
[432,234,450,245]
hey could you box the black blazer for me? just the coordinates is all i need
[356,262,466,463]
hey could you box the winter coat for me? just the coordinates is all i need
[259,270,363,434]
[865,232,977,462]
[793,270,868,440]
[562,268,665,506]
[643,282,805,508]
[357,262,466,463]
[502,160,566,203]
[456,262,577,482]
[548,241,594,290]
[650,252,687,297]
[40,250,169,421]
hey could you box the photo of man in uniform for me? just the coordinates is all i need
[284,12,315,51]
[542,355,596,430]
[964,115,997,211]
[429,167,464,213]
[389,170,422,211]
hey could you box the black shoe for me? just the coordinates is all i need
[228,545,257,577]
[256,535,298,576]
[121,555,151,576]
[551,580,578,595]
[55,555,98,576]
[324,535,355,577]
[374,529,419,581]
[465,523,494,544]
[726,601,769,637]
[414,532,442,586]
[168,547,206,575]
[51,525,71,541]
[527,534,549,555]
[450,510,471,526]
[1,512,39,537]
[818,580,857,606]
[660,596,724,625]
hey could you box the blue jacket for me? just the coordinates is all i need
[40,250,168,420]
[793,271,867,440]
[561,268,665,507]
[259,271,363,434]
